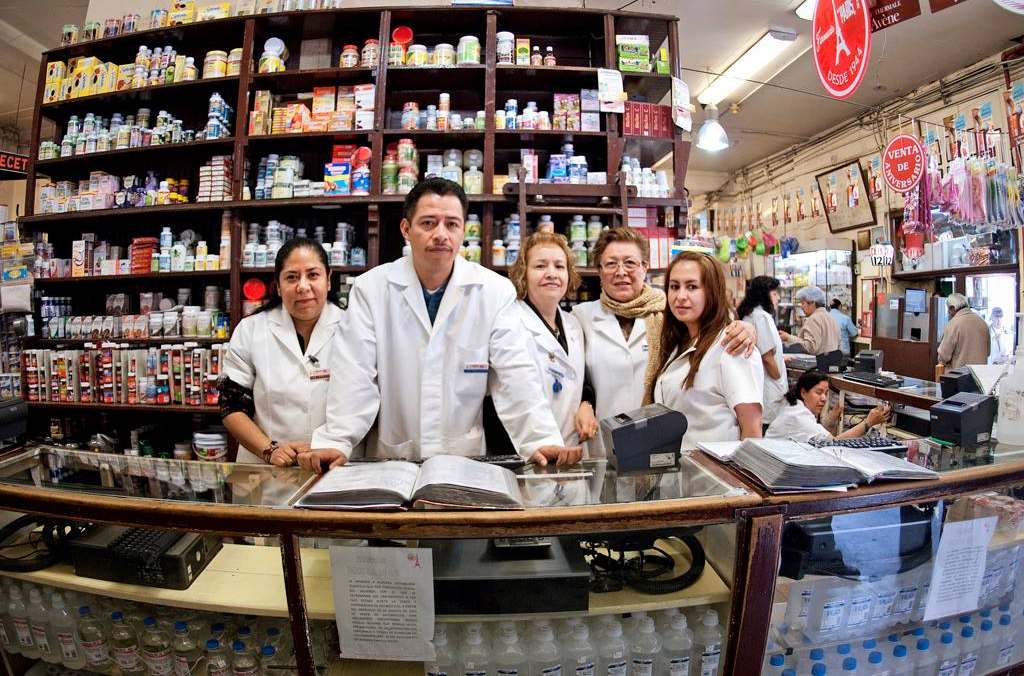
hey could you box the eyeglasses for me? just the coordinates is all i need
[600,259,644,273]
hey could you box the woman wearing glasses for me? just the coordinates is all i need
[573,228,756,456]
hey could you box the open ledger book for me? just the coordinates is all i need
[294,455,524,510]
[698,438,937,493]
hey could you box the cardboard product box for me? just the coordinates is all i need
[253,89,273,113]
[336,86,355,109]
[327,111,354,131]
[73,56,100,75]
[304,117,327,133]
[45,62,65,84]
[116,64,135,91]
[324,162,351,196]
[332,144,356,163]
[59,78,74,101]
[581,88,599,112]
[353,84,375,110]
[248,110,268,136]
[516,38,531,65]
[197,3,231,20]
[312,86,336,114]
[169,1,197,25]
[355,110,374,130]
[581,112,601,132]
[299,39,331,70]
[42,83,60,104]
[641,103,652,137]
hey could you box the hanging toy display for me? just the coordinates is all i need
[716,236,731,263]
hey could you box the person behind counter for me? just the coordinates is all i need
[779,285,840,356]
[573,228,756,456]
[766,370,890,442]
[738,276,786,424]
[301,178,580,472]
[648,252,764,447]
[219,237,344,464]
[829,299,860,357]
[938,293,991,370]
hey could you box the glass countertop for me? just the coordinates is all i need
[0,446,747,510]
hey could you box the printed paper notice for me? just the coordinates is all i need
[598,68,626,113]
[671,77,693,132]
[923,517,997,621]
[330,546,435,661]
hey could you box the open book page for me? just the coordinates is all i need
[412,455,523,509]
[297,461,420,509]
[747,439,850,469]
[826,447,939,481]
[696,441,742,461]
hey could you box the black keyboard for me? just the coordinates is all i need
[842,371,904,388]
[109,527,181,564]
[807,435,909,454]
[471,454,526,470]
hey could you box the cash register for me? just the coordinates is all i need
[600,404,687,473]
[929,392,996,448]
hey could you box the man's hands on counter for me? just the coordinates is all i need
[268,441,308,467]
[530,446,583,466]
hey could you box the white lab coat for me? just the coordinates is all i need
[515,300,586,447]
[765,401,832,442]
[743,306,787,423]
[573,300,651,457]
[653,329,764,449]
[311,256,563,460]
[223,303,344,463]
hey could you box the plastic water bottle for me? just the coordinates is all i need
[27,587,57,663]
[693,609,722,676]
[205,639,230,676]
[260,645,277,672]
[109,611,146,674]
[762,653,786,675]
[8,585,38,658]
[597,621,628,676]
[841,657,858,673]
[656,608,682,635]
[141,616,173,675]
[871,579,899,634]
[957,625,979,675]
[855,638,877,665]
[171,621,200,676]
[806,580,851,642]
[48,593,84,669]
[231,639,259,675]
[976,618,998,672]
[493,621,527,676]
[77,606,112,673]
[564,623,596,676]
[529,622,562,676]
[893,572,920,625]
[912,638,935,675]
[844,581,875,639]
[783,578,815,638]
[994,613,1016,670]
[867,651,887,676]
[628,615,660,676]
[461,624,492,676]
[426,624,458,676]
[0,582,15,655]
[235,625,255,652]
[890,644,913,676]
[662,614,694,676]
[827,643,852,673]
[936,632,960,676]
[797,648,826,674]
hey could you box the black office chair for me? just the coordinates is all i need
[815,350,844,372]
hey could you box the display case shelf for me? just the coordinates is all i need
[249,66,376,91]
[28,337,225,347]
[40,76,242,118]
[33,138,236,178]
[25,401,219,413]
[33,269,231,285]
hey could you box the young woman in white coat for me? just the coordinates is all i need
[219,237,344,464]
[648,252,764,447]
[767,371,890,442]
[572,228,756,456]
[738,276,787,424]
[505,231,597,448]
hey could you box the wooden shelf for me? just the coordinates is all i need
[21,202,233,225]
[34,270,230,285]
[231,196,378,209]
[246,131,371,147]
[494,129,606,137]
[380,129,486,136]
[495,64,601,90]
[241,265,368,275]
[385,65,486,91]
[249,67,376,91]
[621,71,672,102]
[29,337,225,348]
[893,262,1019,280]
[34,139,236,178]
[629,197,687,207]
[25,401,219,414]
[40,77,242,118]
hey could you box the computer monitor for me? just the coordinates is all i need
[905,288,927,314]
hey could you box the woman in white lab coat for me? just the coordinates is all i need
[647,252,764,447]
[573,228,756,456]
[504,231,595,448]
[738,275,787,424]
[220,237,344,464]
[766,371,890,442]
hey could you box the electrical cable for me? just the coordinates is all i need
[0,516,87,572]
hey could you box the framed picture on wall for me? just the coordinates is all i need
[815,161,877,232]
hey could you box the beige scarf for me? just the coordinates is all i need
[600,285,665,405]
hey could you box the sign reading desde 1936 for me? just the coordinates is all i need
[812,0,872,100]
[870,0,922,31]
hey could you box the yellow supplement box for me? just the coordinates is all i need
[45,61,66,84]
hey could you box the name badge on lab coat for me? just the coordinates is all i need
[463,362,488,373]
[309,368,331,381]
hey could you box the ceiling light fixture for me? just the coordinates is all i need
[696,103,729,152]
[697,29,798,106]
[795,0,817,20]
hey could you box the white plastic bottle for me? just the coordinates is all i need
[866,650,888,676]
[49,593,84,669]
[762,653,785,675]
[461,623,491,676]
[493,621,527,676]
[976,618,998,672]
[141,616,174,675]
[911,638,935,675]
[77,605,113,673]
[995,313,1024,445]
[110,611,146,675]
[871,578,898,635]
[841,657,858,673]
[807,580,851,642]
[231,639,259,675]
[662,613,694,676]
[172,621,200,676]
[27,587,57,663]
[893,572,920,625]
[693,609,722,676]
[204,639,230,676]
[597,621,628,676]
[0,582,16,655]
[628,615,660,676]
[936,632,960,676]
[994,613,1016,670]
[890,644,913,676]
[8,585,38,658]
[529,622,562,676]
[957,625,979,675]
[844,580,875,639]
[783,578,815,638]
[564,623,596,676]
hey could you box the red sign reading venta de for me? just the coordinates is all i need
[883,134,925,192]
[813,0,872,100]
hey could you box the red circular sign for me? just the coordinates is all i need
[883,134,925,193]
[812,0,872,100]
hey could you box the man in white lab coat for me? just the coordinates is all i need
[301,178,581,471]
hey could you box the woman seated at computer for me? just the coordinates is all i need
[766,371,890,442]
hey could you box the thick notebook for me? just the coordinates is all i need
[730,438,938,493]
[294,455,524,511]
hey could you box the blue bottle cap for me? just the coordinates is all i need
[783,670,796,676]
[212,623,225,632]
[1001,614,1013,626]
[939,622,951,630]
[770,654,785,667]
[837,643,851,655]
[232,640,245,652]
[869,651,882,664]
[962,626,975,638]
[862,639,876,649]
[887,633,899,643]
[911,627,925,636]
[941,632,954,644]
[810,649,825,660]
[894,645,908,658]
[206,639,220,650]
[959,615,972,623]
[238,626,251,637]
[811,664,827,676]
[261,645,276,657]
[78,606,90,615]
[267,627,281,636]
[174,621,188,631]
[981,620,993,631]
[980,609,992,618]
[842,657,857,671]
[111,611,123,621]
[917,638,929,651]
[143,617,156,626]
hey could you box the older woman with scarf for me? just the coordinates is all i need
[572,228,756,457]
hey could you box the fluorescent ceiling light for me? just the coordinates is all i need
[696,104,729,152]
[795,0,816,20]
[697,29,798,106]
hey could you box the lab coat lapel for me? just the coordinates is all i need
[431,257,470,336]
[389,257,432,336]
[267,306,305,362]
[305,303,343,360]
[592,304,631,352]
[519,301,568,364]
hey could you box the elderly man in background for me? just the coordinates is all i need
[779,286,840,355]
[938,293,990,369]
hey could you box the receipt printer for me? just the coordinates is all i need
[940,367,980,398]
[855,350,883,374]
[930,392,996,447]
[600,403,687,473]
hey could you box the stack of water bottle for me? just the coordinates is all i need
[425,605,725,676]
[0,578,314,675]
[765,542,1024,674]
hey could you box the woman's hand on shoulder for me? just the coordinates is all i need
[722,320,756,358]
